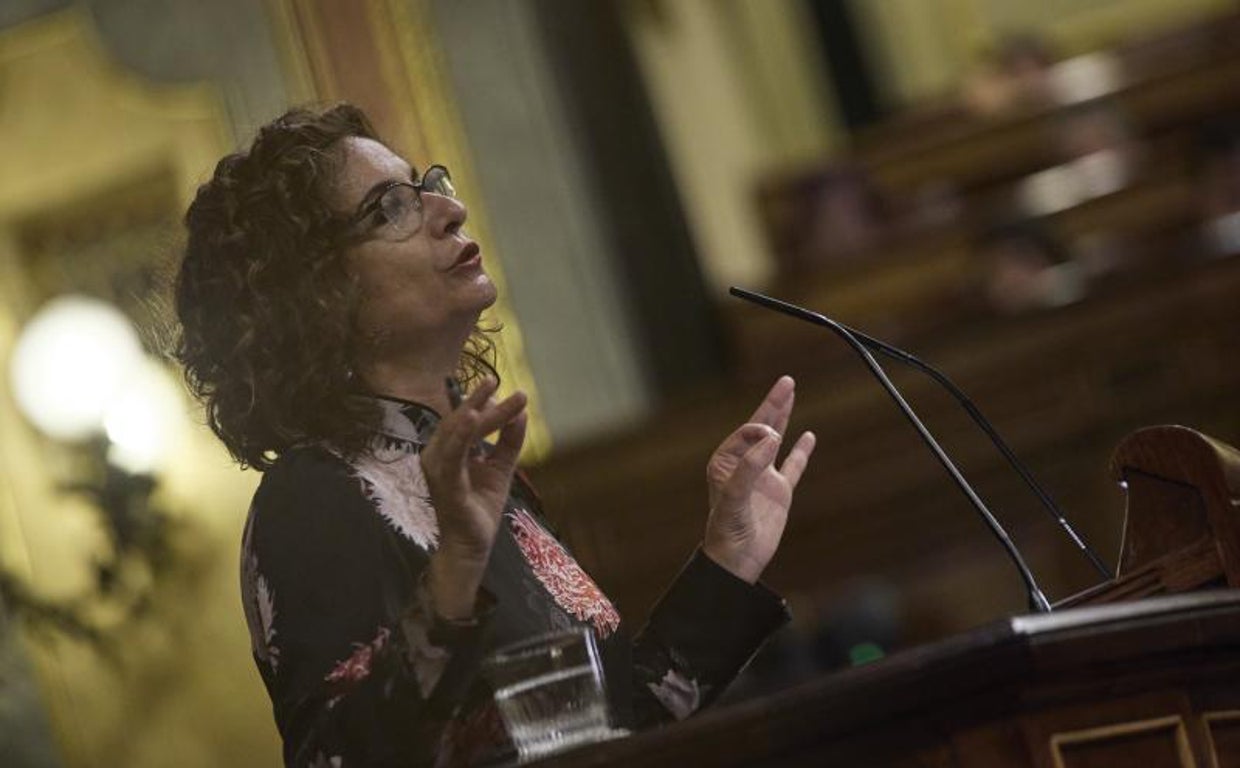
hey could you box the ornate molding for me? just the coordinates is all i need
[0,8,229,222]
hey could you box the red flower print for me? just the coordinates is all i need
[507,508,621,637]
[325,627,391,696]
[436,701,510,768]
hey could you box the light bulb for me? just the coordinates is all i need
[10,295,145,441]
[104,360,185,474]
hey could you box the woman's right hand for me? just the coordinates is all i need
[420,378,527,619]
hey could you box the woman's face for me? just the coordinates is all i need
[332,136,496,353]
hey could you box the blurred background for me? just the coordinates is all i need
[2,0,1239,765]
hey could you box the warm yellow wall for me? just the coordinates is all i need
[858,0,1236,105]
[720,0,843,168]
[0,11,279,767]
[855,0,977,106]
[623,0,842,293]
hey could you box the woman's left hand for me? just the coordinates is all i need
[703,376,817,584]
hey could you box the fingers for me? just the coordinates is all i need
[719,431,781,505]
[478,391,527,436]
[434,379,525,465]
[746,376,795,436]
[778,431,817,489]
[490,409,528,469]
[458,376,498,411]
[432,406,483,470]
[714,422,776,458]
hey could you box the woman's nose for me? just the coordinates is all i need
[423,192,468,237]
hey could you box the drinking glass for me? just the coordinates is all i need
[484,627,625,761]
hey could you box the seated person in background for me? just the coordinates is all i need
[962,33,1056,117]
[1055,102,1142,183]
[789,167,891,273]
[1017,103,1142,217]
[977,220,1086,315]
[1194,117,1240,258]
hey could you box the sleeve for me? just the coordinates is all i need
[629,549,791,726]
[243,448,493,768]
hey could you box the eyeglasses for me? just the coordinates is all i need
[345,164,456,241]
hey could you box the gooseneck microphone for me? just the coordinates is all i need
[731,286,1109,579]
[814,314,1110,580]
[730,286,1055,613]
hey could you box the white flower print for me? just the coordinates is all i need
[307,751,342,768]
[240,507,280,671]
[399,605,451,699]
[350,444,439,549]
[255,572,278,659]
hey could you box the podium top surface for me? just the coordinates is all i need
[531,590,1240,768]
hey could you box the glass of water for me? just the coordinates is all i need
[484,627,624,761]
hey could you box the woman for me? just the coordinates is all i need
[176,104,816,767]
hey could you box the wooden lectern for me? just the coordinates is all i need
[533,426,1240,767]
[1059,426,1240,607]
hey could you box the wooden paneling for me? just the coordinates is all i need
[1050,716,1195,768]
[1203,711,1240,768]
[528,593,1240,767]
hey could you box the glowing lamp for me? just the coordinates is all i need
[10,295,145,441]
[104,359,185,474]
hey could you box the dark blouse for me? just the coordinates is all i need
[240,396,790,767]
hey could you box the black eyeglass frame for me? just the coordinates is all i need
[342,164,455,240]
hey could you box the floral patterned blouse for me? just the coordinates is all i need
[240,396,790,767]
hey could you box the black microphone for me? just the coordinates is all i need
[730,286,1108,579]
[730,286,1054,613]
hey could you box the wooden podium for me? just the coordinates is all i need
[1059,426,1240,607]
[534,427,1240,768]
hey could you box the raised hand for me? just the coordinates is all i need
[703,376,816,584]
[420,378,527,618]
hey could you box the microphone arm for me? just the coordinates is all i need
[731,287,1108,579]
[819,320,1110,580]
[730,286,1053,613]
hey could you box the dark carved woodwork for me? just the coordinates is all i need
[1113,427,1240,584]
[529,425,1240,766]
[1059,426,1240,608]
[1205,713,1240,768]
[527,592,1240,767]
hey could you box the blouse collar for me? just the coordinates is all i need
[366,395,441,446]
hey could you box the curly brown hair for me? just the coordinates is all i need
[175,104,495,470]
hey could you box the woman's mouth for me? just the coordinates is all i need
[449,241,482,271]
[448,243,481,272]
